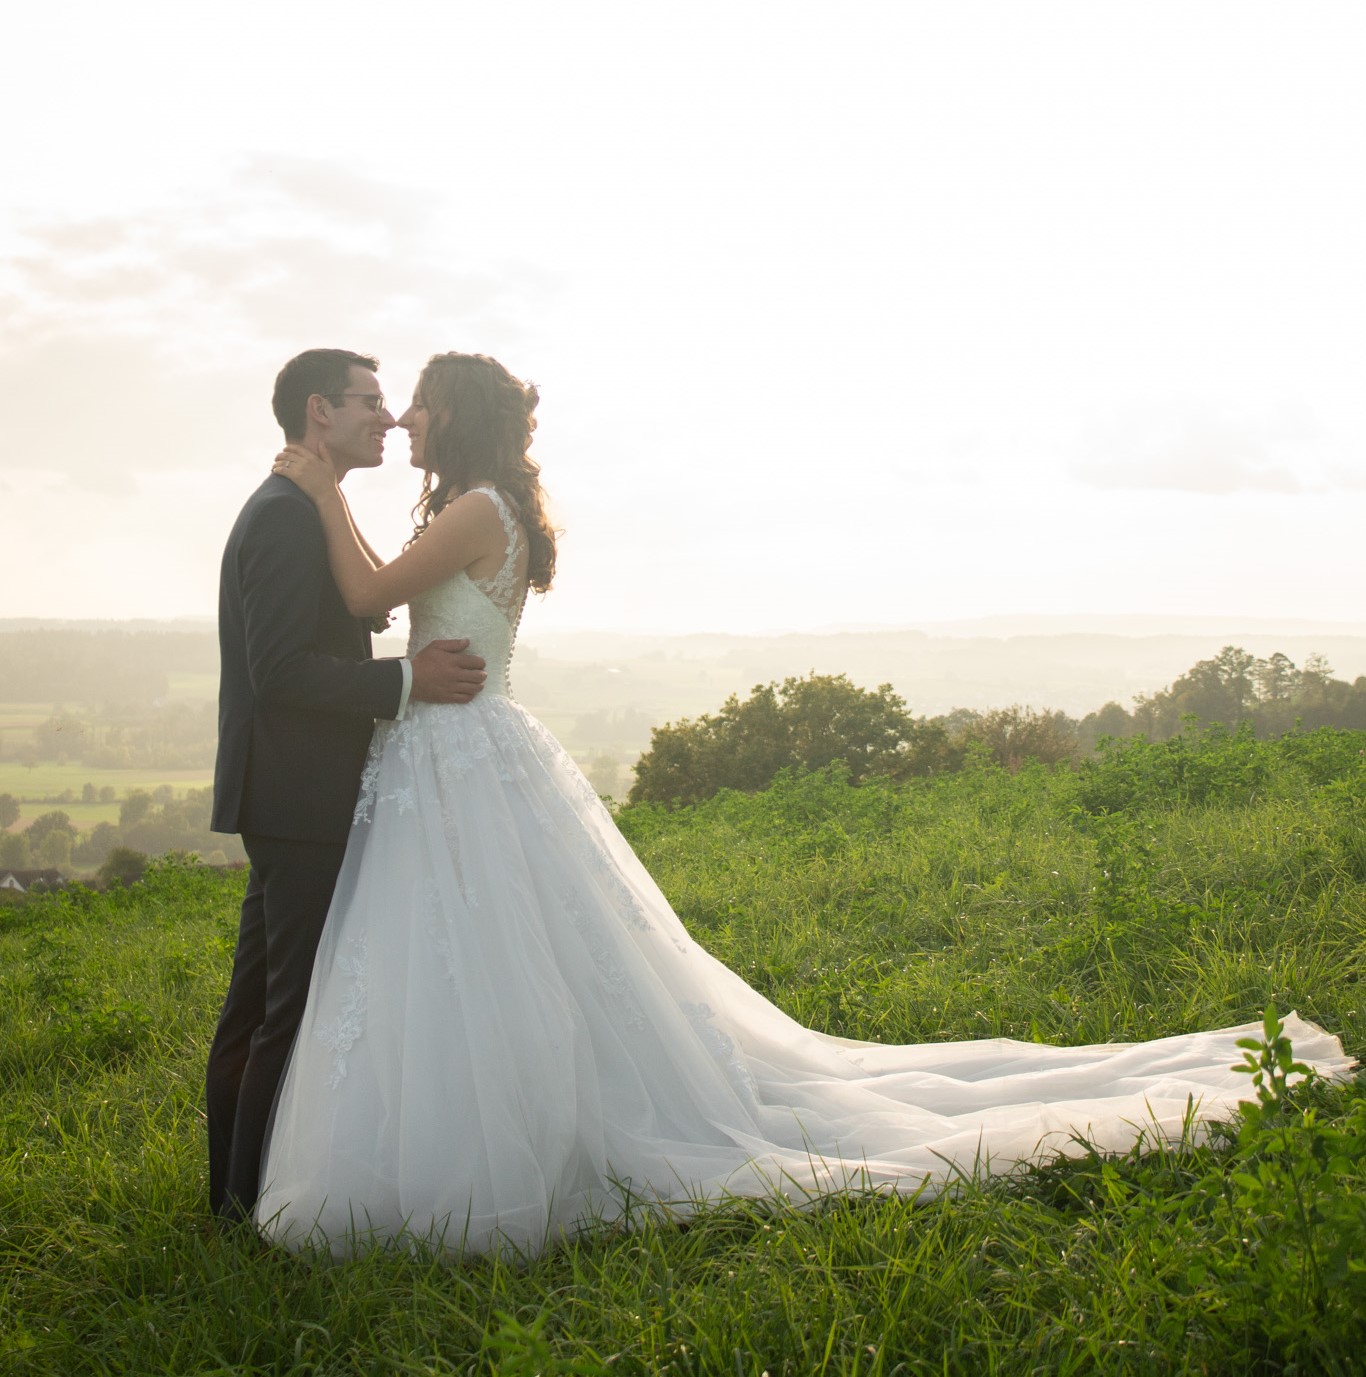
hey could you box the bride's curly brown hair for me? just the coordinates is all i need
[407,352,557,592]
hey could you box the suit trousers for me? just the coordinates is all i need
[206,833,347,1221]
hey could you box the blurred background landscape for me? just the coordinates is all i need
[4,614,1363,878]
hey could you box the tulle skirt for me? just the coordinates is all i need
[256,695,1354,1257]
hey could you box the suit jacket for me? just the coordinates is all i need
[212,474,404,844]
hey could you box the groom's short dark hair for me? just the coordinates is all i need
[272,348,380,441]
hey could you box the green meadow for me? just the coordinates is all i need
[0,767,214,828]
[0,706,52,730]
[0,765,213,799]
[0,663,216,835]
[2,728,1364,1374]
[163,673,219,701]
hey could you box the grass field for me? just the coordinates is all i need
[0,675,216,827]
[165,672,219,700]
[2,800,123,831]
[0,763,212,805]
[1,728,1363,1373]
[0,705,52,728]
[0,708,51,772]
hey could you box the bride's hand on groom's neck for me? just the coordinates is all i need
[272,444,342,507]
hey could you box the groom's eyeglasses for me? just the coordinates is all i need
[327,392,388,415]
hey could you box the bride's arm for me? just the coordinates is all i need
[273,448,504,616]
[339,493,384,570]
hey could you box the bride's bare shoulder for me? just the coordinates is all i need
[411,488,508,565]
[426,487,504,529]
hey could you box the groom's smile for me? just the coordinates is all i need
[319,364,396,475]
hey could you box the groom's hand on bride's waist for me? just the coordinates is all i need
[409,639,487,704]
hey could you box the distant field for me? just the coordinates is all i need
[0,763,212,803]
[0,704,51,726]
[5,801,122,831]
[0,706,49,754]
[165,672,218,700]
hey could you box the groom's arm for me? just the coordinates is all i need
[239,494,404,719]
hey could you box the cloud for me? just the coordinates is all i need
[1069,404,1354,495]
[0,159,560,486]
[242,156,433,231]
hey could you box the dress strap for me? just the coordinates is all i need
[473,486,519,546]
[467,486,526,621]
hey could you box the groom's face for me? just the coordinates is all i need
[321,365,394,476]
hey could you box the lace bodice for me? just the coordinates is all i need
[405,487,527,697]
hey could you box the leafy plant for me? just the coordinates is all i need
[628,673,955,807]
[1205,1010,1366,1364]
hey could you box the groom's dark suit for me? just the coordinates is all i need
[207,473,404,1221]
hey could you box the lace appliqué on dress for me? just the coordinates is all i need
[314,934,368,1089]
[564,891,647,1031]
[353,719,426,825]
[353,745,384,826]
[683,1001,759,1104]
[438,811,481,911]
[414,876,469,985]
[426,702,530,787]
[466,487,528,622]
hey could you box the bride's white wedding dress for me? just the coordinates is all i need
[257,488,1353,1257]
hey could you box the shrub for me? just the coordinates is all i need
[1076,721,1278,814]
[97,847,149,889]
[628,673,954,807]
[957,705,1079,772]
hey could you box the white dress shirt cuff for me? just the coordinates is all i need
[394,658,413,720]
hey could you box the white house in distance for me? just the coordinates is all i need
[0,868,64,893]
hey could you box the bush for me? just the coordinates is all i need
[37,830,72,868]
[25,810,77,850]
[0,831,30,868]
[74,821,123,866]
[97,847,149,889]
[957,705,1079,772]
[1077,722,1285,814]
[628,673,954,807]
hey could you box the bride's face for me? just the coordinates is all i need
[398,391,429,471]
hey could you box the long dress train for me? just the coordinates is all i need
[256,488,1354,1256]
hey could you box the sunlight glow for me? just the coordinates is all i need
[1,1,1362,632]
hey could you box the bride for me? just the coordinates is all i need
[256,351,1352,1257]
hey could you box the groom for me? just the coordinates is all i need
[207,347,486,1224]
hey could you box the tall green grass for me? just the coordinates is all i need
[2,728,1364,1374]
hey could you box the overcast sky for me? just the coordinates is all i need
[1,1,1362,639]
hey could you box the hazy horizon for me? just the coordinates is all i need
[7,612,1366,640]
[5,614,1365,723]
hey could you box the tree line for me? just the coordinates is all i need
[627,647,1366,806]
[0,787,244,875]
[5,701,219,772]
